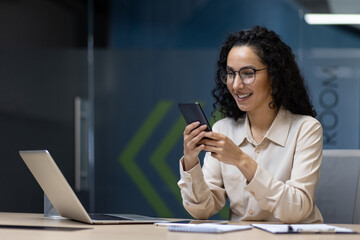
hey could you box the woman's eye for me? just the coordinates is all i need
[227,72,235,77]
[242,71,254,78]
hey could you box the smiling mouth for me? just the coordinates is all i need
[237,93,252,99]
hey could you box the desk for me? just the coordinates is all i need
[0,212,359,240]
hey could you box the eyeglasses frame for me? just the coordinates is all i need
[222,67,267,85]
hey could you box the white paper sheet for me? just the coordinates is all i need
[167,223,252,233]
[252,223,356,234]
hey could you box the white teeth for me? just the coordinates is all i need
[237,93,252,99]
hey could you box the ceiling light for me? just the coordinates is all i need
[304,13,360,25]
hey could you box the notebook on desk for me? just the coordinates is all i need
[19,150,168,225]
[251,224,357,234]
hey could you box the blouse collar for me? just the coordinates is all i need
[239,107,291,147]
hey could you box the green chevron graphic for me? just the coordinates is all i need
[150,116,185,203]
[119,101,173,217]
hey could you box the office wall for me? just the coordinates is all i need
[93,0,360,218]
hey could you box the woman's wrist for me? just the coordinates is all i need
[182,156,200,171]
[237,154,258,183]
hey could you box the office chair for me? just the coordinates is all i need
[315,150,360,224]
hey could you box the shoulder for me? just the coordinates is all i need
[286,112,323,144]
[290,112,322,132]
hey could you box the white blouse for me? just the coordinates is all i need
[178,108,323,223]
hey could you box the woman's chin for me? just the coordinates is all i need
[236,103,250,112]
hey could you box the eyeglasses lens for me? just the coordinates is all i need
[222,68,255,85]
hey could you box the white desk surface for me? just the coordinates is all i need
[0,212,359,240]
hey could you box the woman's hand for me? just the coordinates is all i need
[201,131,258,182]
[182,122,208,171]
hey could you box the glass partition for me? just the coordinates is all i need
[0,0,89,213]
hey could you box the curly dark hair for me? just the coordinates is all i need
[212,26,316,120]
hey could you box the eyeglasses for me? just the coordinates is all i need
[221,67,267,85]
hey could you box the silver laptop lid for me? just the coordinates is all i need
[19,150,93,224]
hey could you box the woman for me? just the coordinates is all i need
[178,26,323,223]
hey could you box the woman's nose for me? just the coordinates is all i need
[232,75,245,89]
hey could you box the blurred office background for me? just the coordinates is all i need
[1,0,360,222]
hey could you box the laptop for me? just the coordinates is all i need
[19,150,169,224]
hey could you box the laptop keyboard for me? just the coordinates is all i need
[89,214,129,221]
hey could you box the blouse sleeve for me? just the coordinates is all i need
[244,118,323,223]
[177,127,227,219]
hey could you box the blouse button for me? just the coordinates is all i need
[248,209,254,215]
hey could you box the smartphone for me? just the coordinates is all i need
[178,102,212,131]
